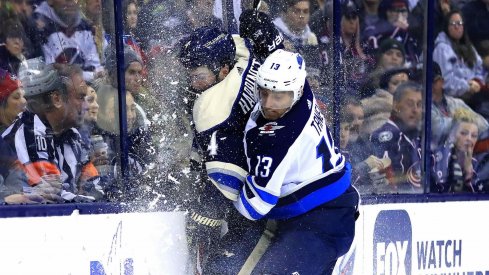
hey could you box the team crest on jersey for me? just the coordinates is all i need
[407,161,421,187]
[378,131,393,142]
[259,122,284,135]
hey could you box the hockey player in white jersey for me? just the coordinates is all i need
[205,50,360,274]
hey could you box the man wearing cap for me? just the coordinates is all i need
[1,64,104,202]
[363,0,420,68]
[105,46,154,127]
[360,38,406,97]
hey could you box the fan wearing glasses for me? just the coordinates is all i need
[433,10,488,100]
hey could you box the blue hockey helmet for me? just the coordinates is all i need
[179,27,236,74]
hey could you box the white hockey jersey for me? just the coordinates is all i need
[33,2,102,81]
[234,83,351,220]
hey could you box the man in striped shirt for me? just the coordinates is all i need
[1,64,103,201]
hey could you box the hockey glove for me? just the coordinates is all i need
[239,9,284,59]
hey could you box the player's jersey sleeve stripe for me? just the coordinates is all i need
[206,161,247,201]
[247,176,279,205]
[24,161,61,186]
[234,176,279,220]
[236,190,265,220]
[268,163,351,219]
[208,173,242,200]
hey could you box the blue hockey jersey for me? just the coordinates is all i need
[370,120,422,192]
[192,35,260,201]
[234,82,351,220]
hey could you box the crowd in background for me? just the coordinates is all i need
[0,0,489,205]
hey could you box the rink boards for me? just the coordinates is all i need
[334,200,489,275]
[0,200,488,274]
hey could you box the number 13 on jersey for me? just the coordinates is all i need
[255,156,273,177]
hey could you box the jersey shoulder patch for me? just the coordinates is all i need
[378,131,393,142]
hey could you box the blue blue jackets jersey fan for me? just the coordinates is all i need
[193,35,260,201]
[431,144,484,193]
[234,82,351,220]
[370,119,422,192]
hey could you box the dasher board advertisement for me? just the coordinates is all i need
[334,201,489,275]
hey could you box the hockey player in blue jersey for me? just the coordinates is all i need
[204,49,359,274]
[178,10,285,273]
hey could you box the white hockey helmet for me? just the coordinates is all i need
[255,49,307,110]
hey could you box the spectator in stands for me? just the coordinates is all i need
[340,111,353,152]
[432,109,485,193]
[273,0,319,54]
[2,0,39,59]
[370,81,423,193]
[321,0,373,93]
[433,10,487,99]
[338,98,392,194]
[358,0,381,35]
[78,82,98,147]
[0,70,26,134]
[344,98,365,145]
[409,0,453,44]
[310,0,327,38]
[361,67,410,138]
[32,0,103,81]
[341,0,372,92]
[187,0,222,30]
[80,0,108,63]
[1,64,103,202]
[431,61,488,150]
[122,0,146,62]
[105,46,154,124]
[363,0,420,68]
[93,84,154,200]
[139,0,222,53]
[360,38,406,97]
[0,19,27,76]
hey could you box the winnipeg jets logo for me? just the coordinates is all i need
[207,131,218,156]
[259,122,284,135]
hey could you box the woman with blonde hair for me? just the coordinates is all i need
[432,108,484,193]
